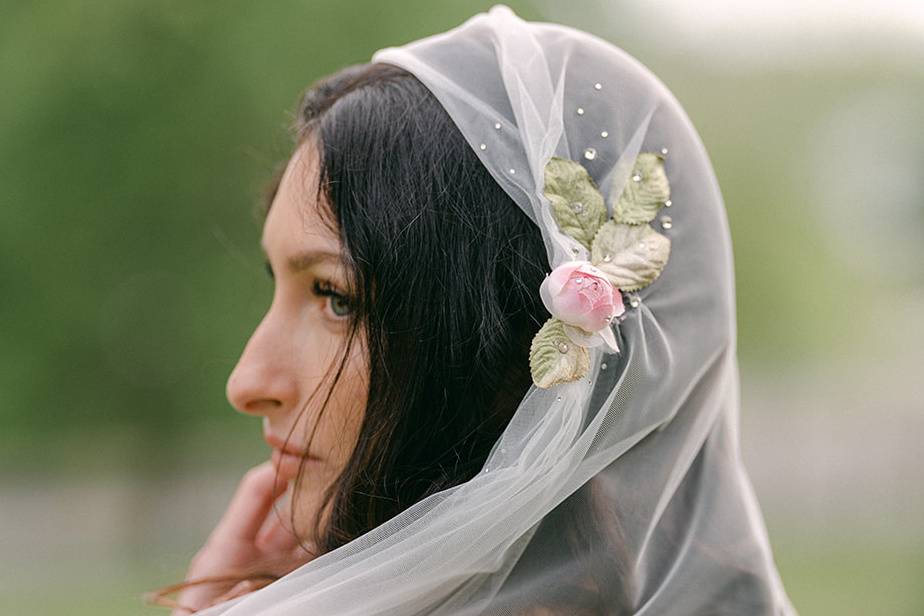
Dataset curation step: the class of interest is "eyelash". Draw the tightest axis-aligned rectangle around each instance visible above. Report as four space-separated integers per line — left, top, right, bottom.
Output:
312 279 353 319
264 262 352 319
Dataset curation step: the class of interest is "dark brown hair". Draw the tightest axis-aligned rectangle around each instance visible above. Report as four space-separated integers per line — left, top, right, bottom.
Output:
146 62 551 611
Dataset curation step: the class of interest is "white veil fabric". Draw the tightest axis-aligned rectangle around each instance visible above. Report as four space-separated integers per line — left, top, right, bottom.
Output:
198 5 796 614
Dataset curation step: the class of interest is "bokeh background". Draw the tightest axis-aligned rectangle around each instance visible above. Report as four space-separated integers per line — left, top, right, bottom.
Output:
2 1 922 614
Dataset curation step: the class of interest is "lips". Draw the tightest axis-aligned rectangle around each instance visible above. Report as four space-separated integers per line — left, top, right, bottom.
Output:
263 430 310 458
270 448 305 482
263 429 319 482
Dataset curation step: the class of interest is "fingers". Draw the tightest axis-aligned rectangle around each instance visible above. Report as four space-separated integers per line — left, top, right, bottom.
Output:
210 580 258 605
255 499 300 553
210 461 290 544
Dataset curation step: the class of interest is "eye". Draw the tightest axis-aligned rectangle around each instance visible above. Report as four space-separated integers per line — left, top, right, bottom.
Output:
312 279 353 319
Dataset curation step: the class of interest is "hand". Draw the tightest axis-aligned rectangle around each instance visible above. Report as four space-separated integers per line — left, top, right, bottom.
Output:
171 461 317 615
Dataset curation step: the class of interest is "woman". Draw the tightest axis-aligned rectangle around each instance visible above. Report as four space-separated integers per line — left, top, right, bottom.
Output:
149 6 796 615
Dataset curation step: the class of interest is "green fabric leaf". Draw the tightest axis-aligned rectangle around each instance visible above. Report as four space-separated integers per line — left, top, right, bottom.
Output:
543 156 608 249
529 316 590 388
590 220 671 291
611 152 670 224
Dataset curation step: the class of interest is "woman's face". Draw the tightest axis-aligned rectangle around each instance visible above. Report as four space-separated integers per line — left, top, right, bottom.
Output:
225 140 368 540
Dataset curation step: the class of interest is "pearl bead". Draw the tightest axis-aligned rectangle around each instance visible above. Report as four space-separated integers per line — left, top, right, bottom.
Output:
576 107 585 115
594 82 602 90
571 201 584 213
494 122 502 129
583 147 597 160
660 215 673 229
557 342 569 353
664 199 672 207
479 143 487 150
629 295 640 308
661 147 669 155
600 131 608 138
632 174 642 182
600 362 607 370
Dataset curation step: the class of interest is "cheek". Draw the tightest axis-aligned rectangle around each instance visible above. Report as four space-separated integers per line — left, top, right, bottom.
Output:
289 352 368 540
317 356 368 463
290 314 347 383
292 324 367 464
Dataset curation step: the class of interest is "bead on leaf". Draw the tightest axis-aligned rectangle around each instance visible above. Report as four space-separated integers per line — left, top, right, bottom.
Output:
542 157 608 250
529 317 591 388
611 153 670 225
590 221 671 291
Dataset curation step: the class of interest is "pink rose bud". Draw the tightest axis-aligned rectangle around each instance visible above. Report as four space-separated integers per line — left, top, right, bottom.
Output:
539 260 624 352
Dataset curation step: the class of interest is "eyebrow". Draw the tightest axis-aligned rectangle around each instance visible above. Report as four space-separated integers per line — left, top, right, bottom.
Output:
261 245 343 275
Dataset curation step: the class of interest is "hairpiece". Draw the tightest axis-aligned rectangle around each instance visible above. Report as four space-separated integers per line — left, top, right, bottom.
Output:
529 152 672 388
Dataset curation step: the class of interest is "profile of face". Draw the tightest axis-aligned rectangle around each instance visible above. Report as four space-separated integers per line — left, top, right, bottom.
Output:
225 140 369 542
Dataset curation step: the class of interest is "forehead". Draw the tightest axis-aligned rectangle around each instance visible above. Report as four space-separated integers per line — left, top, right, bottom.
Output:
262 141 341 255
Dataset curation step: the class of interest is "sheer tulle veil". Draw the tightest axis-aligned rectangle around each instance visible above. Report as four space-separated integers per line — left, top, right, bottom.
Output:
198 5 796 614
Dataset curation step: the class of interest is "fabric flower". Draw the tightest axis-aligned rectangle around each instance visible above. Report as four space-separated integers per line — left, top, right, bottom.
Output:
539 260 624 353
529 152 672 389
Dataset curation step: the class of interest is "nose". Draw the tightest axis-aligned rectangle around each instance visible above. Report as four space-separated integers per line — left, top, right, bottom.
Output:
226 319 299 418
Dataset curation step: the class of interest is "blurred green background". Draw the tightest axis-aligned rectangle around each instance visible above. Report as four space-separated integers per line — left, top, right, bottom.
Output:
2 1 922 614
